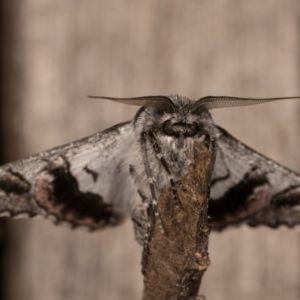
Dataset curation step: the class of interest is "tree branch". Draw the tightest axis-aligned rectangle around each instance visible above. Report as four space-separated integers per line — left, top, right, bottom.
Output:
142 140 213 300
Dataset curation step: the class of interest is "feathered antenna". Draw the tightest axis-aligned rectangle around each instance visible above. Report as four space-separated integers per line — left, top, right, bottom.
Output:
191 96 300 113
88 95 176 113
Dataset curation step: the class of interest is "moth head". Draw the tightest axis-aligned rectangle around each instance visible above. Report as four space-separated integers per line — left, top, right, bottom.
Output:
154 95 214 142
89 94 300 145
88 95 216 147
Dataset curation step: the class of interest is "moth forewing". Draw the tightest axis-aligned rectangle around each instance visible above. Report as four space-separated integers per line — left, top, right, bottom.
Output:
210 126 300 230
0 121 137 230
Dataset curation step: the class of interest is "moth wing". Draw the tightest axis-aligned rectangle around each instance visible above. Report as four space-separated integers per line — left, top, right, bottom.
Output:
210 126 300 230
0 121 137 230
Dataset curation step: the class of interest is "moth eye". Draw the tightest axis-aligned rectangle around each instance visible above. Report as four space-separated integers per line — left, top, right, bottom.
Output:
186 122 199 137
162 120 175 136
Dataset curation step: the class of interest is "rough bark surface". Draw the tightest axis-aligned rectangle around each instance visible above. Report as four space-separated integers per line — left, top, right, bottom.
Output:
142 142 212 300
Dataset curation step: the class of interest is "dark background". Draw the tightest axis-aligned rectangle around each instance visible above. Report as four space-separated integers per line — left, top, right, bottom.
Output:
1 1 300 299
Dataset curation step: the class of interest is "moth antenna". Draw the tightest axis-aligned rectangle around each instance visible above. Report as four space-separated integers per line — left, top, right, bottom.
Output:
88 95 176 113
191 96 300 113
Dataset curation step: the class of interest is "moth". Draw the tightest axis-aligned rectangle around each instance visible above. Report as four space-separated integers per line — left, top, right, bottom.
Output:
0 94 300 245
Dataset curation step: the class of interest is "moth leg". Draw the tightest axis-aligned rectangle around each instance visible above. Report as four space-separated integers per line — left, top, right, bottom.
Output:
140 132 165 235
147 130 182 209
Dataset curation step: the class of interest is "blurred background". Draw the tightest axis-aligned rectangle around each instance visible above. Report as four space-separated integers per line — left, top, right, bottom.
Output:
1 1 300 299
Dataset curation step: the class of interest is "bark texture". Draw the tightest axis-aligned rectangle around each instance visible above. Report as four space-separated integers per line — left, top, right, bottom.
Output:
142 142 212 300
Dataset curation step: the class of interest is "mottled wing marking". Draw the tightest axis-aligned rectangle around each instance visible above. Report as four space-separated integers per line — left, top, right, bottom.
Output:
247 185 300 228
210 126 300 230
0 121 137 230
0 169 35 218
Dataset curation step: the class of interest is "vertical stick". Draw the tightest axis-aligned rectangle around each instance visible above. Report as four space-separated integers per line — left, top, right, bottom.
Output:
142 140 213 300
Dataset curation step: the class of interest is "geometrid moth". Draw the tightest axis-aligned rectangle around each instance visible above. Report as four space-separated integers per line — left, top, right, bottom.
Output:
1 95 300 296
